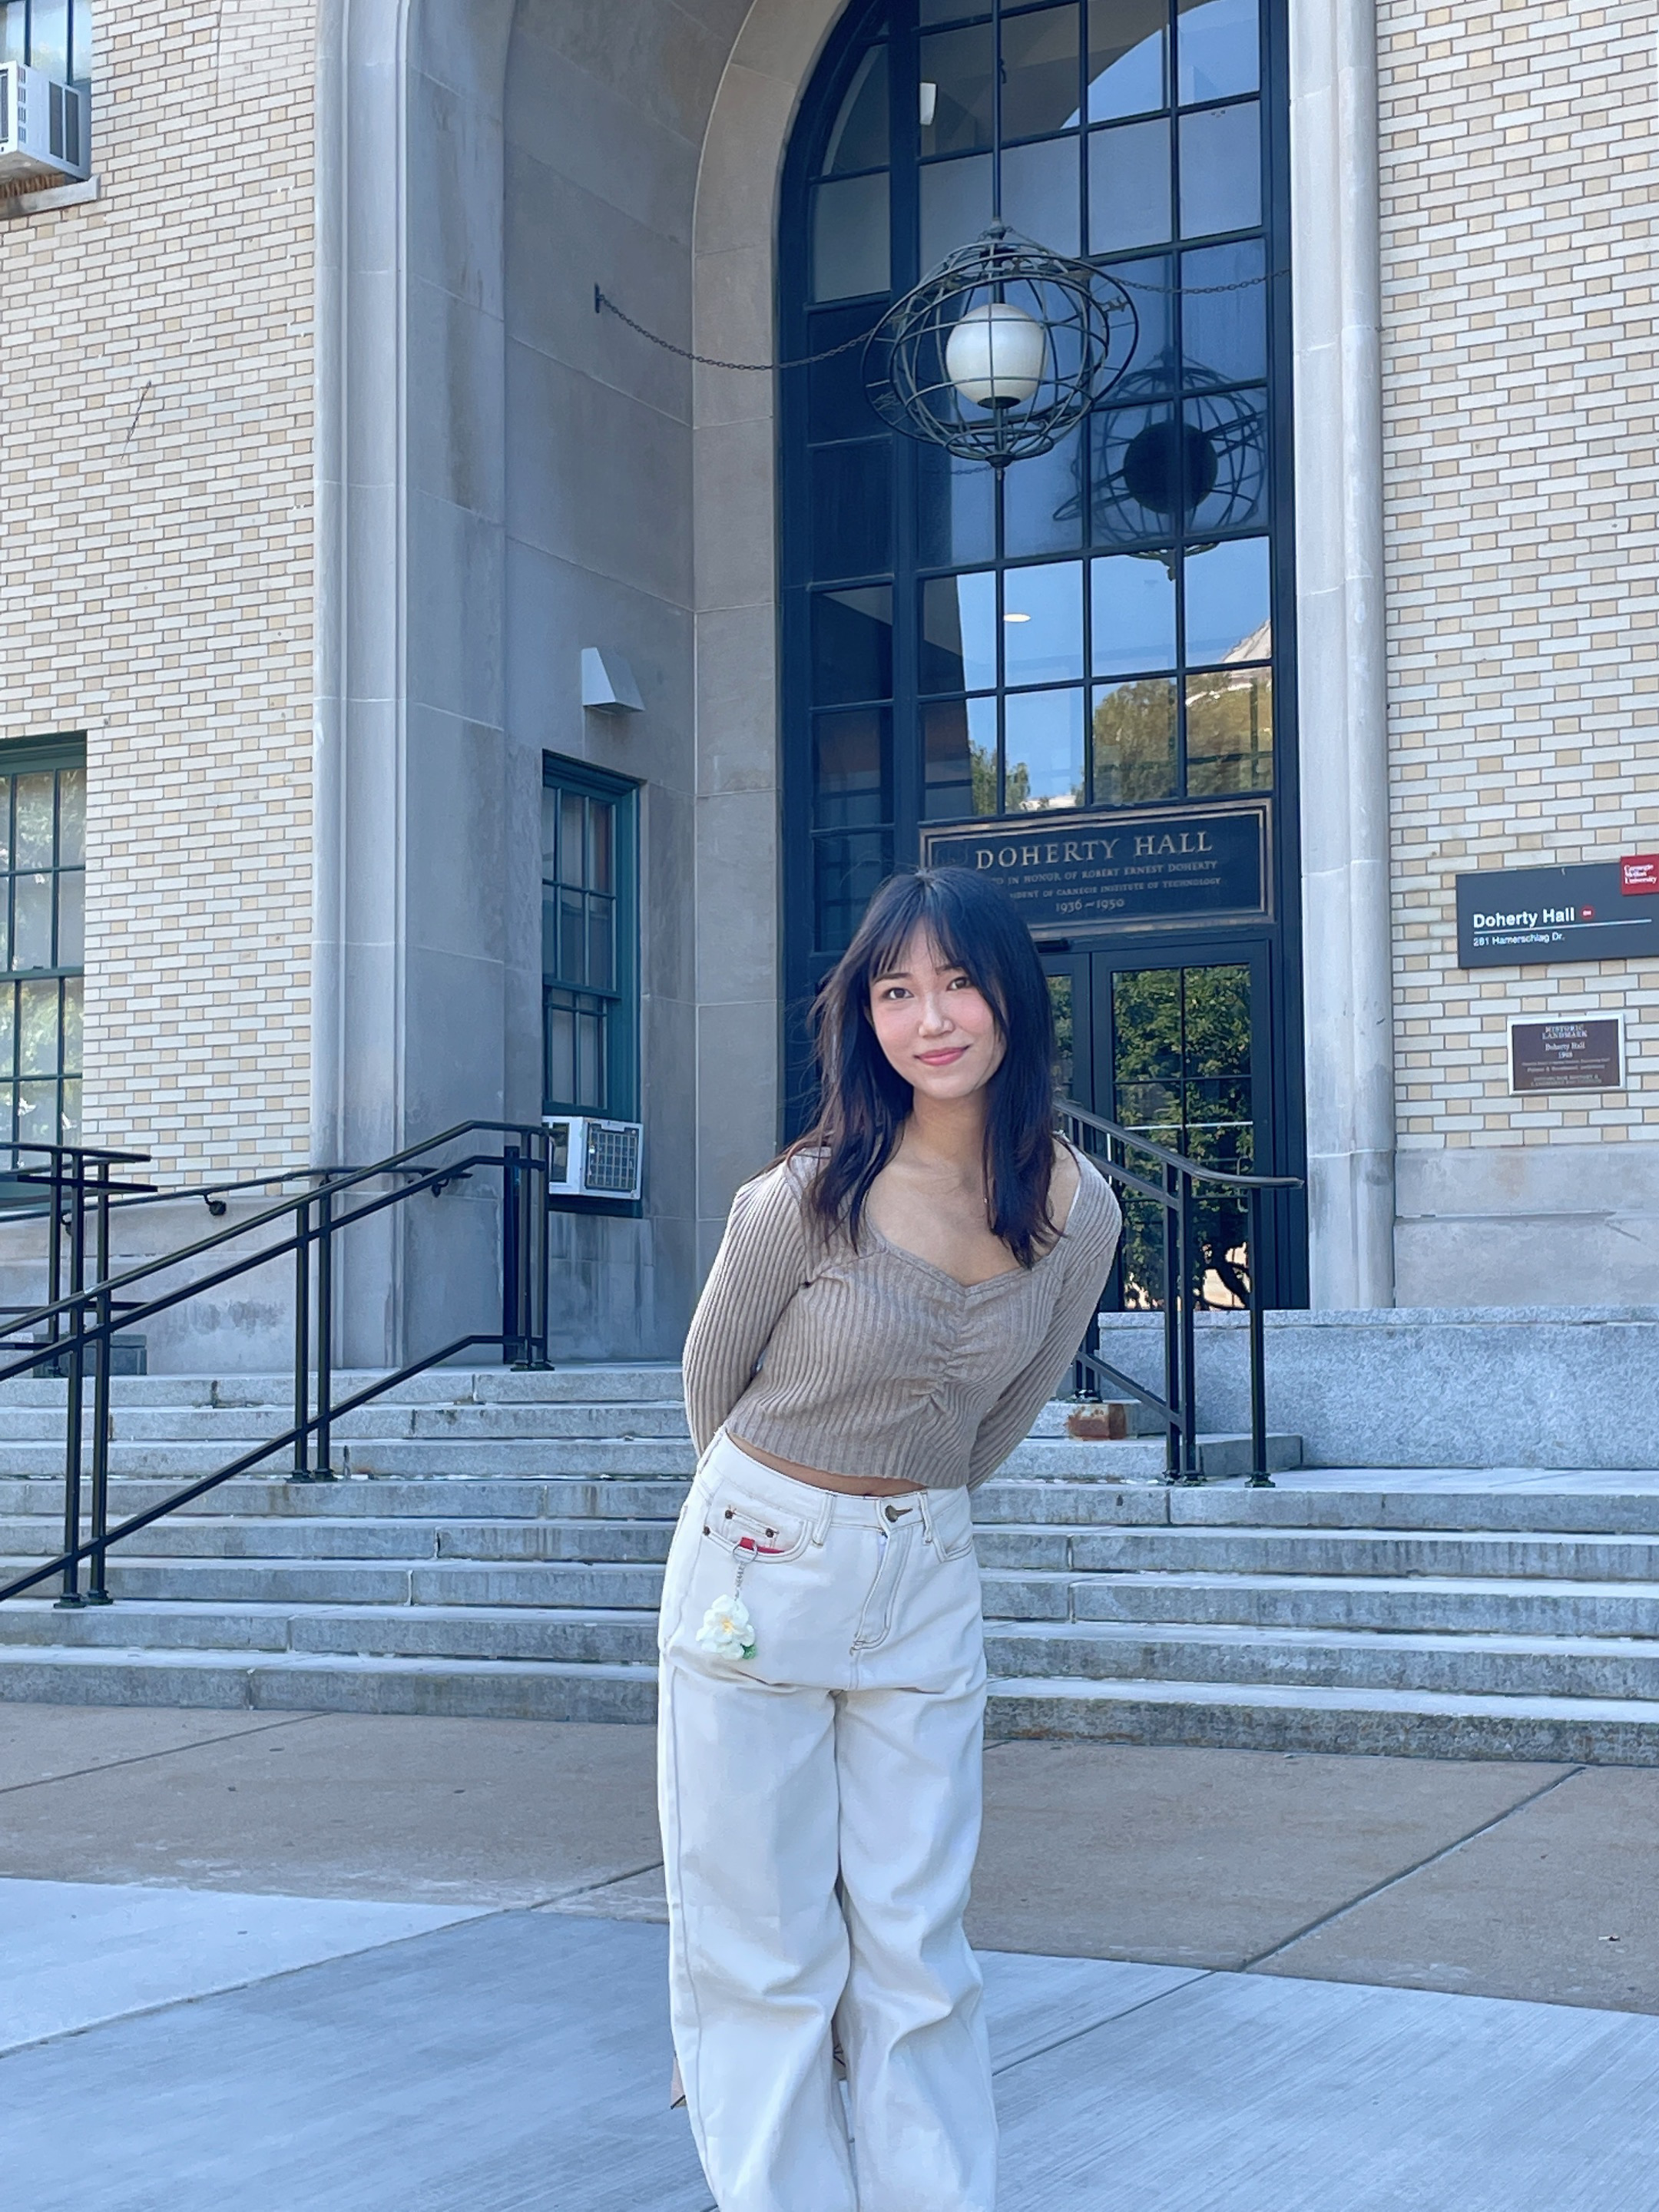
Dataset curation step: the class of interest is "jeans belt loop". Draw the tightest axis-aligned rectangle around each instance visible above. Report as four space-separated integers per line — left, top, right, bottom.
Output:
916 1489 939 1548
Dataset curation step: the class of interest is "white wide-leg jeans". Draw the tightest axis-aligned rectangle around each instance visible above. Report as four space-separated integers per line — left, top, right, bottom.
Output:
657 1431 995 2212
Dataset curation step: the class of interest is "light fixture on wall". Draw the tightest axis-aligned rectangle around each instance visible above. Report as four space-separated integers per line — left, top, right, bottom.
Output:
581 647 644 715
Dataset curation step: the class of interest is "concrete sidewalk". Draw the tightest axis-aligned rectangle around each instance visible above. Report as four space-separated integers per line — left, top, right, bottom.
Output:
2 1704 1655 2012
2 1893 1657 2212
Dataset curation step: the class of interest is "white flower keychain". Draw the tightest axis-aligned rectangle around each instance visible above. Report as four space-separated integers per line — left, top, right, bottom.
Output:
697 1536 761 1661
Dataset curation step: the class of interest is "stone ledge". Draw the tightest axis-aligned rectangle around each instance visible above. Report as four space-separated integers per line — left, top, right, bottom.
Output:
0 174 101 221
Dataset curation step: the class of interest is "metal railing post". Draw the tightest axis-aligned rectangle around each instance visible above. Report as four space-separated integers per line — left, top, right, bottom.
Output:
502 1142 523 1366
315 1186 334 1478
1177 1166 1199 1481
86 1158 114 1603
1247 1182 1273 1488
46 1147 62 1359
292 1191 312 1480
531 1127 551 1369
55 1151 87 1608
1161 1161 1181 1482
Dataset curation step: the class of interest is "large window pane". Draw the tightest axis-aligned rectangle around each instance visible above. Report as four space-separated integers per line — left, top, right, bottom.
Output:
1088 0 1167 120
18 979 57 1075
14 775 52 869
813 586 894 704
1005 687 1084 811
1096 402 1207 541
917 448 998 567
920 152 992 269
808 306 885 441
1091 555 1177 674
12 874 51 971
816 828 893 954
814 707 891 828
1181 237 1267 382
1093 677 1178 805
56 868 84 969
813 174 889 302
1187 664 1272 793
922 697 998 819
1002 134 1080 257
821 45 889 174
811 440 892 581
1003 424 1084 558
28 0 68 80
1100 253 1174 387
1003 561 1084 685
1000 5 1083 140
919 23 995 154
920 571 997 692
1178 100 1260 239
1177 0 1260 105
1088 119 1171 254
58 767 84 866
1184 535 1270 662
1187 388 1268 535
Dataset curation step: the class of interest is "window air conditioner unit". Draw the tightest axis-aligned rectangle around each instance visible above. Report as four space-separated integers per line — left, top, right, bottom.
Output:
545 1115 643 1201
0 64 89 185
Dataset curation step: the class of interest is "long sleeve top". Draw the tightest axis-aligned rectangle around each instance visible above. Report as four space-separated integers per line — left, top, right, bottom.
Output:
682 1145 1122 1489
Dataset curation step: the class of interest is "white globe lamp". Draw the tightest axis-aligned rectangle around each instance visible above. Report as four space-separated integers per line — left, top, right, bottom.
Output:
945 300 1046 411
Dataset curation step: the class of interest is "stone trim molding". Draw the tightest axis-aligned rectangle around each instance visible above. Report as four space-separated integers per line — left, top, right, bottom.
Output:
0 175 101 220
1289 0 1397 1308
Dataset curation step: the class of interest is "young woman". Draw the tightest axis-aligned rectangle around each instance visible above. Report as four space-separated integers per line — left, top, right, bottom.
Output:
660 867 1121 2212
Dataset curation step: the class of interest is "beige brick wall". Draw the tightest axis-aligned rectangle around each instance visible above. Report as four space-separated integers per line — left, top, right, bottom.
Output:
0 1 316 1177
1379 0 1659 1154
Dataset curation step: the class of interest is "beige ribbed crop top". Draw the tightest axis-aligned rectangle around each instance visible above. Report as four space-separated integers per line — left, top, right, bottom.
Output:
682 1147 1123 1490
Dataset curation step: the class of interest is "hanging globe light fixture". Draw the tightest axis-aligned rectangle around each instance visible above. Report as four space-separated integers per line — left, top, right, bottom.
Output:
865 221 1136 471
1091 352 1267 556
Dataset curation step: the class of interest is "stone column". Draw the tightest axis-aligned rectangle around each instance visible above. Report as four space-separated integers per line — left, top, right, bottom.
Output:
1288 0 1396 1310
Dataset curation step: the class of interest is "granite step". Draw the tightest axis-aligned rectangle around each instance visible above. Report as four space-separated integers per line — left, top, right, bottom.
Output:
981 1568 1659 1639
982 1618 1659 1701
0 1641 1654 1763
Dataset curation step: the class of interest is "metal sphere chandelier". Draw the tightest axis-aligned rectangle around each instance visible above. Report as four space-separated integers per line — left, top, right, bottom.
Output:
864 221 1137 470
1092 353 1267 553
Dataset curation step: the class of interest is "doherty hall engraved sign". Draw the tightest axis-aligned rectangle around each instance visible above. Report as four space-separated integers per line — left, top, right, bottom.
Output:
921 802 1269 937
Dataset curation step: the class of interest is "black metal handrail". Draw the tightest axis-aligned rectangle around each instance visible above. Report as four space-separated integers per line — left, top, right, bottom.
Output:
0 1123 555 1609
1056 1097 1302 1486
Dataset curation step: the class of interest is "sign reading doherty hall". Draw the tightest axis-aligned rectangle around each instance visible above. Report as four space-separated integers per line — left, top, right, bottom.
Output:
1455 860 1659 968
1508 1017 1624 1094
921 802 1269 937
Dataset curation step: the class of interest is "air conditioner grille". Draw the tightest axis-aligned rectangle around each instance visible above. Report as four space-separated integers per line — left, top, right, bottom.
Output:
584 1122 641 1195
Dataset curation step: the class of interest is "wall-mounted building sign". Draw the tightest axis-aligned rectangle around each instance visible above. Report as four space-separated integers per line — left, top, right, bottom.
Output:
1508 1015 1624 1094
1455 860 1659 968
922 801 1269 939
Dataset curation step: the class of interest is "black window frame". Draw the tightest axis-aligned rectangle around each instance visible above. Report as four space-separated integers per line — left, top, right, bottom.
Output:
0 730 85 1154
540 753 640 1127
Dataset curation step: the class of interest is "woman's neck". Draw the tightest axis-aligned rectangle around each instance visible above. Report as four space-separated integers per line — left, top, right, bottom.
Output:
899 1088 988 1180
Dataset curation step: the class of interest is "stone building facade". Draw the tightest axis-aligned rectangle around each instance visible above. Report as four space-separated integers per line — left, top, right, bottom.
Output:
0 0 1652 1367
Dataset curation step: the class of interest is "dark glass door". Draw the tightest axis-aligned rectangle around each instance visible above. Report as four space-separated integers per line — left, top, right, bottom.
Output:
1048 937 1304 1309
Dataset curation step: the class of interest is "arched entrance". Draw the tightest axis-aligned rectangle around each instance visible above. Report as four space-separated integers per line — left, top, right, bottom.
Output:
777 0 1307 1305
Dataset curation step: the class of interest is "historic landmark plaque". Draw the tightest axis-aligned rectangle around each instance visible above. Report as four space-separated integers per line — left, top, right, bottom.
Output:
922 801 1269 937
1508 1016 1624 1094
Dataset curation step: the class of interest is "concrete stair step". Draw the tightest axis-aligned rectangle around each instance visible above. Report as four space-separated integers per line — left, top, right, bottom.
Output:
0 1365 686 1409
977 1525 1659 1581
0 1438 701 1481
0 1515 677 1564
0 1637 1654 1760
0 1552 669 1610
0 1598 659 1666
0 1476 693 1522
982 1674 1659 1763
982 1568 1659 1638
983 1618 1659 1701
0 1644 658 1721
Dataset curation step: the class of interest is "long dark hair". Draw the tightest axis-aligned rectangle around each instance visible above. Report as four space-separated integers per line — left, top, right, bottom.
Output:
792 867 1060 1267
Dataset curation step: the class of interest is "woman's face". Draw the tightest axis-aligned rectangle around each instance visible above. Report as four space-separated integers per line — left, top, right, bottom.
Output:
868 927 1006 1104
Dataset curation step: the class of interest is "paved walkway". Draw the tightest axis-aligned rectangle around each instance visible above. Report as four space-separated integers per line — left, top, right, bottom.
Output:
3 1886 1658 2212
